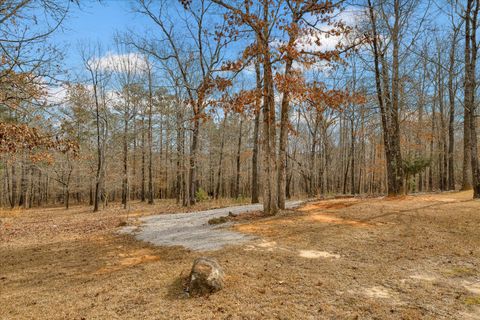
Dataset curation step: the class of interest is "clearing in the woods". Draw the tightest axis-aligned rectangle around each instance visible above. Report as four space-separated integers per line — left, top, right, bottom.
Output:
1 192 480 319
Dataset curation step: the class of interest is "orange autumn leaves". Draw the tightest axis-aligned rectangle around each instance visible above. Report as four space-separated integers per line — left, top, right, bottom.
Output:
215 70 365 115
184 0 365 115
0 70 45 110
276 71 365 110
0 123 78 163
0 66 78 160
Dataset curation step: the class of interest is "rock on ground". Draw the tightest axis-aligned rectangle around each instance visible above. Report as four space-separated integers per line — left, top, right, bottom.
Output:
186 257 224 296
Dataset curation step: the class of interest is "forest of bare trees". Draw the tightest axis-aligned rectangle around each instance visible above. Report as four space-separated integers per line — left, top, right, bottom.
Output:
1 0 480 213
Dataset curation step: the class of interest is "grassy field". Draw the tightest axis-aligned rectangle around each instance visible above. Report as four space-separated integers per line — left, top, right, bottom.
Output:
1 192 480 319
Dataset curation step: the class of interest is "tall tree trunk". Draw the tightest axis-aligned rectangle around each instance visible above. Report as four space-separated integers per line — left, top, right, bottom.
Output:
251 59 261 204
165 126 170 198
448 33 456 190
175 108 183 205
189 115 200 205
390 0 404 195
464 0 480 198
28 167 34 208
93 83 102 213
132 109 137 200
215 114 227 199
10 163 16 209
462 114 473 190
235 118 243 198
277 58 292 209
36 169 42 207
308 112 320 197
438 61 448 191
158 115 164 198
261 15 278 215
429 99 436 191
368 0 401 196
89 182 93 206
350 117 356 195
18 155 27 208
472 1 480 199
122 110 128 209
147 65 154 205
141 113 146 202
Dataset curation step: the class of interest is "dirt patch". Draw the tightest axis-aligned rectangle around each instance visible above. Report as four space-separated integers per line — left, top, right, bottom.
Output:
464 281 480 294
305 213 370 226
409 273 438 282
235 218 296 237
295 198 372 226
234 198 371 236
94 248 161 275
363 286 393 299
298 199 360 211
298 250 340 259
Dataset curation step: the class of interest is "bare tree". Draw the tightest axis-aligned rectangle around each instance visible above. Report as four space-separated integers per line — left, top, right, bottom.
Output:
80 44 111 212
462 0 480 198
132 0 228 205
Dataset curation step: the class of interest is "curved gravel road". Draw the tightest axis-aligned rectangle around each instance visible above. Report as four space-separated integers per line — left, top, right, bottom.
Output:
120 200 304 251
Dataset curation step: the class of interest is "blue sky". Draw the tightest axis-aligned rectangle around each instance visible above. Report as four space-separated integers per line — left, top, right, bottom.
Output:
45 0 450 102
52 1 355 72
44 1 368 102
52 1 146 70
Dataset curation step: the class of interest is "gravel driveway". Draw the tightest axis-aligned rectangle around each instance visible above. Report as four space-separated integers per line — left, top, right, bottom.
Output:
120 201 304 251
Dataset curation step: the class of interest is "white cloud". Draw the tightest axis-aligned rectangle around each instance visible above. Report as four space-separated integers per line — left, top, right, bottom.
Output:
276 7 366 73
46 85 68 105
90 52 148 74
297 7 366 53
46 82 123 112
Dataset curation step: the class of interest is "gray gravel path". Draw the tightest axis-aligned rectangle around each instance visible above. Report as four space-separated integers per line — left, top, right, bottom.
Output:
120 200 304 251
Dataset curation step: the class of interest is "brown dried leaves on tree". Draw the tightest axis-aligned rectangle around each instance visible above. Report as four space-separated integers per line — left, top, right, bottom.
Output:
0 123 78 161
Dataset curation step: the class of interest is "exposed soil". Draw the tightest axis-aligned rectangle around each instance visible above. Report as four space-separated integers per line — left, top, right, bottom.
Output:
1 192 480 319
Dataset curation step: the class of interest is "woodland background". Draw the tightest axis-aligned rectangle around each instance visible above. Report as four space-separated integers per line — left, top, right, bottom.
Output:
1 0 480 214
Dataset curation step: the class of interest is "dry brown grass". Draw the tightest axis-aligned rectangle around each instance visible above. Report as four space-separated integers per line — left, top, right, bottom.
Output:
1 192 480 319
0 198 250 245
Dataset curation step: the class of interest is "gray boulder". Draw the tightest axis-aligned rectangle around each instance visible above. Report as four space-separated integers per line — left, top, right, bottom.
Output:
186 257 224 296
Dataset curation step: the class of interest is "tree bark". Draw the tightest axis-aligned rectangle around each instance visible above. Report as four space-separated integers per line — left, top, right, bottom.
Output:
448 31 457 190
464 0 480 198
92 74 103 213
215 114 227 199
368 0 403 196
277 58 292 209
141 112 146 202
251 59 261 204
122 105 128 209
235 118 243 198
350 117 356 195
261 1 278 215
147 64 154 205
10 163 16 209
189 115 200 205
176 107 183 205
